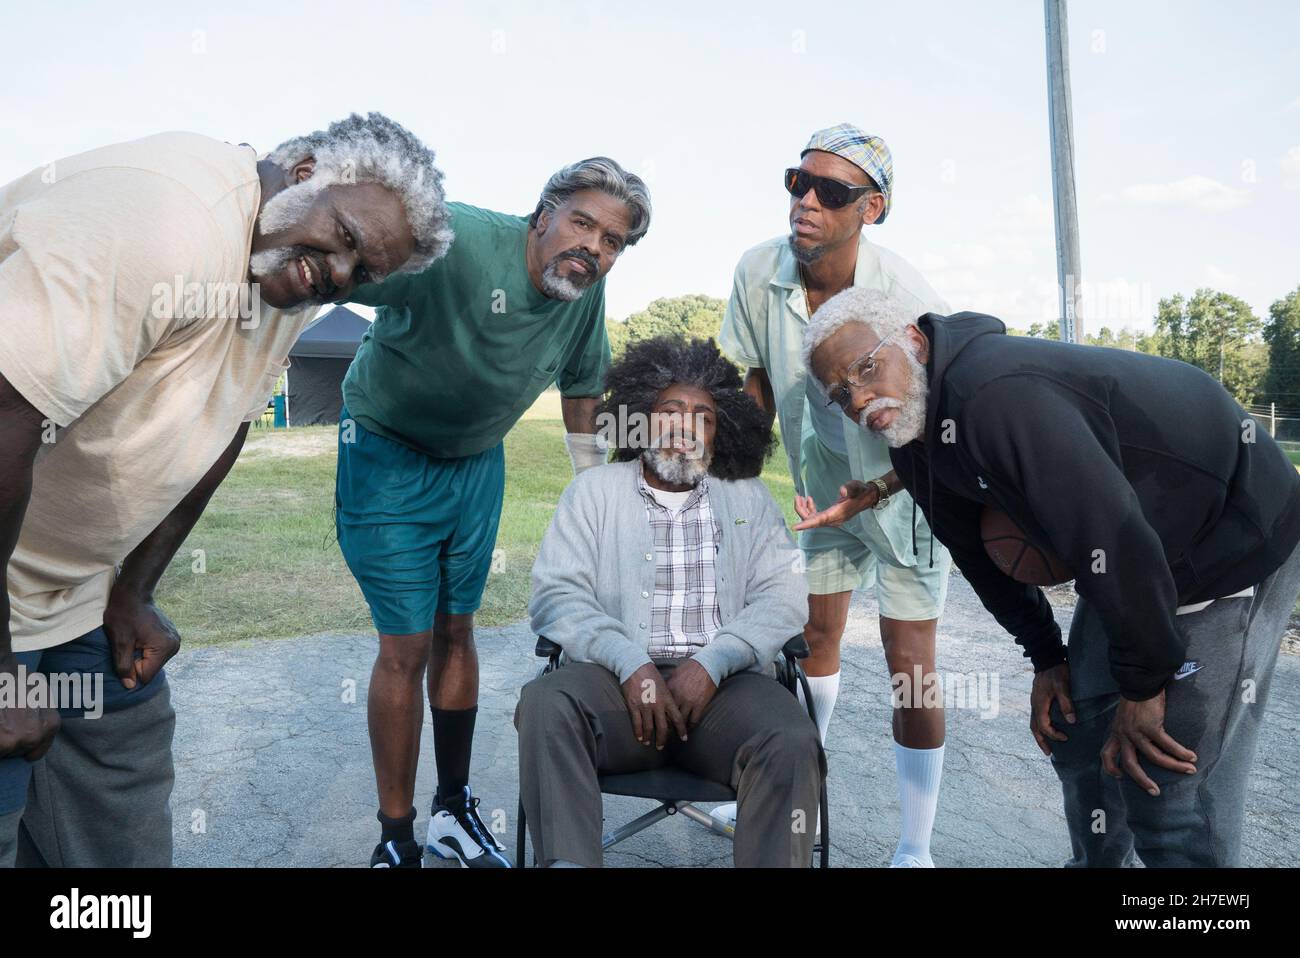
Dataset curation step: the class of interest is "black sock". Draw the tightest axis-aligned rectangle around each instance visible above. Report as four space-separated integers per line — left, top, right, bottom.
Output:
431 705 478 807
378 807 416 845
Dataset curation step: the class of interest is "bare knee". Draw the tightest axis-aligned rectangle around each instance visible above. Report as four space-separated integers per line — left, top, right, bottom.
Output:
880 618 937 673
803 619 843 649
376 632 433 677
432 614 475 649
804 593 850 672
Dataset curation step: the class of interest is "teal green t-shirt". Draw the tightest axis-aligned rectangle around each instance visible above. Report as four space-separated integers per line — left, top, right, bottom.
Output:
342 202 610 458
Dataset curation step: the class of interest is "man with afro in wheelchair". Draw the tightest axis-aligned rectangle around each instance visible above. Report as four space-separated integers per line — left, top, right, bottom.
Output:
516 334 824 867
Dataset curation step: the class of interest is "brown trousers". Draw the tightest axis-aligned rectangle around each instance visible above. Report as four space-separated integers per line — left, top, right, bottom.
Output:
515 660 824 867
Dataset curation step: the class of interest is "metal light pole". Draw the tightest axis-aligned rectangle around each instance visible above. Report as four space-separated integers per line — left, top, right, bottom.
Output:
1045 0 1083 343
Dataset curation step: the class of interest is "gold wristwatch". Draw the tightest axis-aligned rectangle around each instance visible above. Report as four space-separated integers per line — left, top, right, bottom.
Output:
870 477 890 511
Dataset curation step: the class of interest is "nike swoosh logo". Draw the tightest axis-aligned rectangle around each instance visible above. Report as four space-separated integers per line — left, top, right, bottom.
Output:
1174 662 1203 680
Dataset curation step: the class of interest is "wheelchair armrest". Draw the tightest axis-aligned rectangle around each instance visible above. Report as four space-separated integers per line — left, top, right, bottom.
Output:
781 634 810 660
534 636 562 659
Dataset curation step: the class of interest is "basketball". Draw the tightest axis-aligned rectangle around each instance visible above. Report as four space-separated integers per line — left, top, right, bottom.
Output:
980 507 1073 586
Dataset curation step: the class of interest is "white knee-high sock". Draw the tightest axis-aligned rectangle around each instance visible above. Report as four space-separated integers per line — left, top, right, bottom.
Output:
797 671 840 744
892 741 945 867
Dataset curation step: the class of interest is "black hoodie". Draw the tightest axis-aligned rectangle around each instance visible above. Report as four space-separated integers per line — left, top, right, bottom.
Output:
890 312 1300 701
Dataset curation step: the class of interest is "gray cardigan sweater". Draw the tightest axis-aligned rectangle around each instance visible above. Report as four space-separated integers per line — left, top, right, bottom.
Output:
528 460 809 685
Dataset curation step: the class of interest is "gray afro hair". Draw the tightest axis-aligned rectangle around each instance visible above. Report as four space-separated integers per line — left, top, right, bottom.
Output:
268 112 453 274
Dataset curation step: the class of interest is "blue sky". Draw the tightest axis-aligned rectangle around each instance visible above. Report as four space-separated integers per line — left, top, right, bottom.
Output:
2 0 1296 331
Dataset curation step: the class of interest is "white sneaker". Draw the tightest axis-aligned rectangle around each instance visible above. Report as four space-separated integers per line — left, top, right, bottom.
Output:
425 786 511 868
890 852 934 868
712 802 823 840
708 803 737 834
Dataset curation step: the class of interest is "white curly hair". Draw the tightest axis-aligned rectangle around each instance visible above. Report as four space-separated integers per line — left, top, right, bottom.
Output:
267 112 453 274
801 287 920 396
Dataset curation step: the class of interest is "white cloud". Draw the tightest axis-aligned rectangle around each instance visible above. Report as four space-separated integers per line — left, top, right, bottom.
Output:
945 243 999 269
995 193 1055 232
1281 146 1300 190
1121 175 1250 212
920 193 1059 328
919 194 1163 330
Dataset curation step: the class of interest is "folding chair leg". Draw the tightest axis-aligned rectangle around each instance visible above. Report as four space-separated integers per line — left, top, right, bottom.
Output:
677 802 734 840
515 798 528 868
796 669 820 730
817 785 830 868
602 803 674 850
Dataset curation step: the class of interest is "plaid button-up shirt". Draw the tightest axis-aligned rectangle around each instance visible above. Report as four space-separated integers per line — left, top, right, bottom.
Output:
636 464 724 659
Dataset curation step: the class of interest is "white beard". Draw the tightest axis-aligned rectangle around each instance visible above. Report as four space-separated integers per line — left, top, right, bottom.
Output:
858 347 929 447
248 245 296 282
642 447 710 486
248 175 333 280
540 261 588 301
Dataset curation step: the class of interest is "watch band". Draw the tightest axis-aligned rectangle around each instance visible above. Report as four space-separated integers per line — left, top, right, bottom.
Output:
870 477 890 511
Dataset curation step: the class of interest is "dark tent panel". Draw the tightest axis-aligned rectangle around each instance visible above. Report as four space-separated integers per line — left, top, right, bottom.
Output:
286 306 370 426
286 357 354 425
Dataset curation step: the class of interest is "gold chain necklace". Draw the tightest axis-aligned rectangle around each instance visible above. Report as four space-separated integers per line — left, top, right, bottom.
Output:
798 263 852 317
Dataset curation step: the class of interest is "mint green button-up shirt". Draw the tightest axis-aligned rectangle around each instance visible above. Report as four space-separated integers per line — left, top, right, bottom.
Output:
719 232 950 566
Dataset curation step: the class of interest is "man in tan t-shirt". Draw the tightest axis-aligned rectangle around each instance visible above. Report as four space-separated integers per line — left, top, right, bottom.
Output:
0 112 453 866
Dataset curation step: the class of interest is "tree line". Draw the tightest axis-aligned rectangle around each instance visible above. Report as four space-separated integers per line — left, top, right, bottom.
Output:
1012 286 1300 410
607 285 1300 412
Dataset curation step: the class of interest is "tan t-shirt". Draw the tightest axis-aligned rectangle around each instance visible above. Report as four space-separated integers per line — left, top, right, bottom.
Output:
0 132 318 652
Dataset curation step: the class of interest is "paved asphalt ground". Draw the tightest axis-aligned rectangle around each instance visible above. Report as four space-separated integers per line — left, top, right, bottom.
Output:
170 573 1300 867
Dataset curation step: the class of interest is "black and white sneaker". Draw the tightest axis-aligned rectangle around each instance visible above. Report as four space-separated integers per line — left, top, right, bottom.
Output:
426 786 511 868
370 838 423 868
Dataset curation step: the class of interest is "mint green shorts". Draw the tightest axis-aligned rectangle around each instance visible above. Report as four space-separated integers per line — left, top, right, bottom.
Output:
798 433 951 620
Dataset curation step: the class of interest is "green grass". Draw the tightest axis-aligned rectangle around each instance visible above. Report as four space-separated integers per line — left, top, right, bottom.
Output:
155 416 794 646
154 427 364 646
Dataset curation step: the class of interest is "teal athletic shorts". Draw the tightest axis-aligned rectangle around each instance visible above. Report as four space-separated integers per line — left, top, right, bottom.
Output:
335 406 506 634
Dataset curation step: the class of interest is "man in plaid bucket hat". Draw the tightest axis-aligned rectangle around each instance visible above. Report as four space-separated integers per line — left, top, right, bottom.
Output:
716 123 954 866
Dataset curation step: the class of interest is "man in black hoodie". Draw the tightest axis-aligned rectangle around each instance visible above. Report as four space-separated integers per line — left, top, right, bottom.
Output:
801 287 1300 867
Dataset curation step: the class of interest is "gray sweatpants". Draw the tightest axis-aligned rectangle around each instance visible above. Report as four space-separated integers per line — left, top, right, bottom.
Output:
0 684 175 868
515 660 825 867
1049 539 1300 867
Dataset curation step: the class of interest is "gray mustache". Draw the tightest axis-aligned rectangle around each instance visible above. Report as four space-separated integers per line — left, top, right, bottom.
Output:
557 248 599 272
859 398 902 428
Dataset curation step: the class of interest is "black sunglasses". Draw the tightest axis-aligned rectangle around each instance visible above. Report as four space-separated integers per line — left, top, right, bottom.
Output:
784 168 876 210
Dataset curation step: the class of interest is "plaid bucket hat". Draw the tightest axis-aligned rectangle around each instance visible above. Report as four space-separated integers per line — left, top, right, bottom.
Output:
802 123 894 222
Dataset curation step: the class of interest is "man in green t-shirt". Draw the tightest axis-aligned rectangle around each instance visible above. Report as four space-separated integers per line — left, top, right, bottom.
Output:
339 157 651 868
